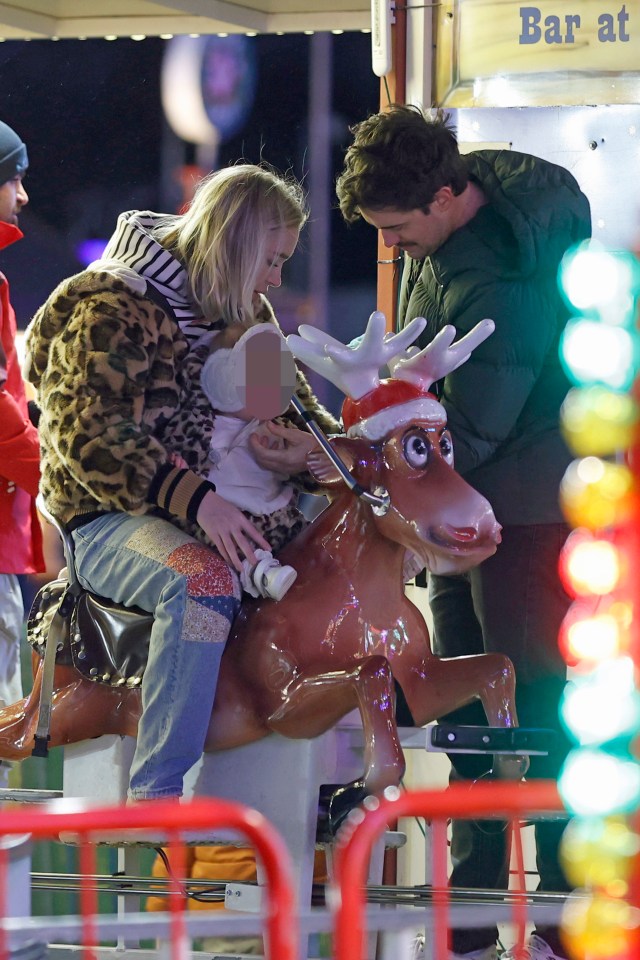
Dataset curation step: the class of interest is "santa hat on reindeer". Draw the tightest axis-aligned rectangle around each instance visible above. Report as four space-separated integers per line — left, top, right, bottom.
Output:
288 310 495 444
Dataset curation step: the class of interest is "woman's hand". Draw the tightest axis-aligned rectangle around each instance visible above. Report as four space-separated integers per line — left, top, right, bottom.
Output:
196 490 271 572
169 452 189 470
249 421 318 476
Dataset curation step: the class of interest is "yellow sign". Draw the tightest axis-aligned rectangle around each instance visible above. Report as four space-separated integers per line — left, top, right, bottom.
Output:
434 1 640 106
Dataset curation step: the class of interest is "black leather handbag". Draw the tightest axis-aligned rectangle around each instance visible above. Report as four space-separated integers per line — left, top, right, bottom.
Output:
27 576 152 687
26 499 154 756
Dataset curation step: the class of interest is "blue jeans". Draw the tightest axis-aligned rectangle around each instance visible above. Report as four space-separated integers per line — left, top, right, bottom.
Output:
429 523 572 955
72 512 241 799
0 573 24 709
0 574 24 789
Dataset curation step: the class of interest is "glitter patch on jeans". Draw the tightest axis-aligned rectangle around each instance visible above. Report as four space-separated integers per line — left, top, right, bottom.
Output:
166 542 240 600
167 542 241 643
182 596 241 643
124 518 194 565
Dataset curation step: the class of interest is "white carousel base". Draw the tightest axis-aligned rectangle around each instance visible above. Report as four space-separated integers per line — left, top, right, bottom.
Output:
62 717 392 916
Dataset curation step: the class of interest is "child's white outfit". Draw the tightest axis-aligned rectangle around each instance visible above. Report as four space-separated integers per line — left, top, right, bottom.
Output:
205 414 297 600
201 326 298 601
206 416 294 515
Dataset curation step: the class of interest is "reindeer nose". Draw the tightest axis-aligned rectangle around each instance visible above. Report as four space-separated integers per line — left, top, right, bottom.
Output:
480 519 502 545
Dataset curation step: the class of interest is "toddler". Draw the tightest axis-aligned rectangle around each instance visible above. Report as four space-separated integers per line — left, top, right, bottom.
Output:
172 323 300 601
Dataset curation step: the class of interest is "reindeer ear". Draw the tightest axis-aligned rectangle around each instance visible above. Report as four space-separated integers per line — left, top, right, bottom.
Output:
307 447 344 486
306 437 368 487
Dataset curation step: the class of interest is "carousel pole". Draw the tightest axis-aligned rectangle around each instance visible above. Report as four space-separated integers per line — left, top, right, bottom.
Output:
370 0 407 889
372 0 407 332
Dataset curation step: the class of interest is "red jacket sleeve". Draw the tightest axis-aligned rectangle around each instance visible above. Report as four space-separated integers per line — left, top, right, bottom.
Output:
0 340 41 498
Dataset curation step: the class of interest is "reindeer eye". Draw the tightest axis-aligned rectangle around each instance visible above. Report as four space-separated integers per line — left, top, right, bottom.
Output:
440 430 454 466
403 430 430 469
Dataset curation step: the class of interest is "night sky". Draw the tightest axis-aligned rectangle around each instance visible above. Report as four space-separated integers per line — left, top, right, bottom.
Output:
0 32 380 329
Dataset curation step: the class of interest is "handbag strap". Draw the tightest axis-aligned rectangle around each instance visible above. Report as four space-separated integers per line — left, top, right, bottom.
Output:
32 495 83 757
32 586 77 757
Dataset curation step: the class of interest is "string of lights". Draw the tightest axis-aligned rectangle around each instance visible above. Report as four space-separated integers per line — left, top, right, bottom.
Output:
554 240 640 957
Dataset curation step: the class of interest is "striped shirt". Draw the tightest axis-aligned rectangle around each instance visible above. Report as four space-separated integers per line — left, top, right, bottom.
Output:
101 209 206 344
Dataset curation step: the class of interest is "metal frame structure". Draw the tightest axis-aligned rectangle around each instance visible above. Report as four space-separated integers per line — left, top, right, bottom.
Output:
0 2 370 40
0 781 573 960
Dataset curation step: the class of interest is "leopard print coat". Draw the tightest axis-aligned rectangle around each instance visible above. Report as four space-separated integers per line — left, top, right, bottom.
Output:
24 267 340 555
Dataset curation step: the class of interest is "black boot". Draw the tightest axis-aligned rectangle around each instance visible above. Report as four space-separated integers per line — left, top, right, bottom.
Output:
316 779 368 841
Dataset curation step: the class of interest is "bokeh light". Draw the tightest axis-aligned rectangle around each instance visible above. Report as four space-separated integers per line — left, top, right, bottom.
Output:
562 889 640 959
559 598 632 668
559 529 624 597
560 658 640 744
559 241 640 320
559 457 635 530
559 750 640 816
560 320 635 391
561 386 637 457
561 816 640 889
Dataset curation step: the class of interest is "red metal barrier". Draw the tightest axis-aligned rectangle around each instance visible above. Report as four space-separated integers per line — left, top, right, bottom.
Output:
331 779 565 960
0 796 298 960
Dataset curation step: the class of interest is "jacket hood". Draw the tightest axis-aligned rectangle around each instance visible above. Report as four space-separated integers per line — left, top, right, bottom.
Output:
101 210 198 323
24 208 197 392
23 266 153 392
435 150 591 281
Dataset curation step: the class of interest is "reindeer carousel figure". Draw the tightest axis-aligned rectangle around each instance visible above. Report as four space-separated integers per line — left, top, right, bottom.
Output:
6 311 529 834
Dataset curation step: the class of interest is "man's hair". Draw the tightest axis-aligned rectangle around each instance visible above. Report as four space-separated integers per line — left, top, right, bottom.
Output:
336 105 469 222
153 163 307 325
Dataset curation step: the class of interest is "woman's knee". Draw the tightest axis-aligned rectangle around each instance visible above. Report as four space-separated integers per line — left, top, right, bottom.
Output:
162 540 241 602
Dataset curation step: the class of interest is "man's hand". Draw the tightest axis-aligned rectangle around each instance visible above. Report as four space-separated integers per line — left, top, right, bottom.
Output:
196 490 271 572
249 421 319 476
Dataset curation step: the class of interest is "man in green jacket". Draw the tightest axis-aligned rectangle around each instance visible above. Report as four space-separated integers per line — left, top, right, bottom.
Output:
336 105 592 960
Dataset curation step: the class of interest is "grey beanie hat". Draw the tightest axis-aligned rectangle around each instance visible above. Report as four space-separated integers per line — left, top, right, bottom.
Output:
0 121 28 186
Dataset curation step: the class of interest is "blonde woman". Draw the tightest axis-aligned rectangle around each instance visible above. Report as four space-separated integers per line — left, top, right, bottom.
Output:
25 164 338 801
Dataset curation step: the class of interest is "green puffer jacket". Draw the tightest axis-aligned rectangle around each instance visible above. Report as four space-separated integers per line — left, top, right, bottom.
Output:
398 149 592 525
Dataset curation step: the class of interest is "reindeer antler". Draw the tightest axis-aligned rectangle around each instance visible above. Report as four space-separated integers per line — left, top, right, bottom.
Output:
289 311 496 443
288 311 426 400
388 318 495 389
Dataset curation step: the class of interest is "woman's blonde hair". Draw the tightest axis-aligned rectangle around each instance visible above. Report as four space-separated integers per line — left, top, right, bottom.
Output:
153 163 308 325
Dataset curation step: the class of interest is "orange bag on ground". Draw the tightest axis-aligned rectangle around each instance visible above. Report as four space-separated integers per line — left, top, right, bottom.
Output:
146 844 328 913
